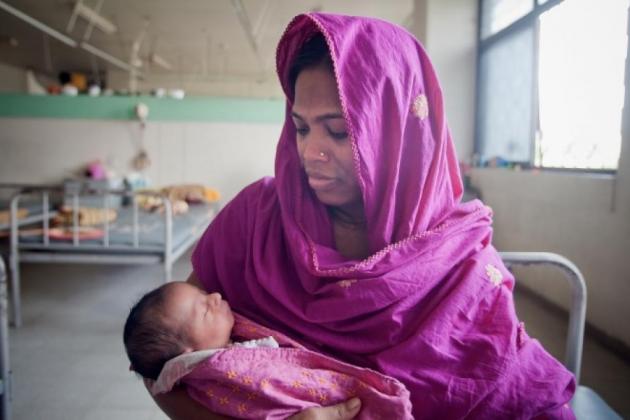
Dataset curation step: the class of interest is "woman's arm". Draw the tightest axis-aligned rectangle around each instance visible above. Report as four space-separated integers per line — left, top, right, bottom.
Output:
148 378 361 420
149 382 229 420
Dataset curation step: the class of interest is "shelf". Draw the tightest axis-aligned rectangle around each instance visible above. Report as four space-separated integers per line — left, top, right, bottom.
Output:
0 94 285 124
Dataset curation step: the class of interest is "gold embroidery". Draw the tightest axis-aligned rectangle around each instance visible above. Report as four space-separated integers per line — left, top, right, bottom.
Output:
219 396 229 406
226 370 237 379
411 94 429 119
260 378 269 389
292 380 303 389
205 389 214 398
319 392 328 403
237 403 247 414
242 376 253 385
485 264 503 287
337 279 357 289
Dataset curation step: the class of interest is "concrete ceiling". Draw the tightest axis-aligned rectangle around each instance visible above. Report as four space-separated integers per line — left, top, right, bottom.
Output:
0 0 413 86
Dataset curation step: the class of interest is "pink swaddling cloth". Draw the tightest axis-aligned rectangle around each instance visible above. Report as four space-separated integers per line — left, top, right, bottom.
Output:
152 313 412 419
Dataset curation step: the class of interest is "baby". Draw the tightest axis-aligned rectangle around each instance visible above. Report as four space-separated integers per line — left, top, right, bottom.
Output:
124 282 413 419
124 281 236 380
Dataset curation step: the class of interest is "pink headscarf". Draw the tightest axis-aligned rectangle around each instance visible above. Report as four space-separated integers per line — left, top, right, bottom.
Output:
193 13 575 418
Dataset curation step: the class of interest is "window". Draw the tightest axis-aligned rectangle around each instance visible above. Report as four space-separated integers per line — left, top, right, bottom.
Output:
475 0 629 170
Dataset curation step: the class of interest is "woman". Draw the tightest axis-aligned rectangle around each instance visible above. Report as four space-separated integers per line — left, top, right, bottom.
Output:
154 12 575 419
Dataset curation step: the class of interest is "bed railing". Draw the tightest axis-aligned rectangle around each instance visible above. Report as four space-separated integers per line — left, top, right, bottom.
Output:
7 184 177 327
0 257 11 420
9 185 173 252
499 252 587 384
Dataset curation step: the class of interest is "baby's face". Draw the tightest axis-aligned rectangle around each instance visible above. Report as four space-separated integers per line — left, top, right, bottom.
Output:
164 282 234 351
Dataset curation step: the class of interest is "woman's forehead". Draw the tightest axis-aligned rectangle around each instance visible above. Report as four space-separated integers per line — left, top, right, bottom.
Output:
294 66 340 107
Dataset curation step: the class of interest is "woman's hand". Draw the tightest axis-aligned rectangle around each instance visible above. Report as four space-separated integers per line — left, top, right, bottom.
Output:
289 398 362 420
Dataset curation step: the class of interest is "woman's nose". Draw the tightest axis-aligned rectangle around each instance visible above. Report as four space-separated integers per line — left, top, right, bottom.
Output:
301 133 328 162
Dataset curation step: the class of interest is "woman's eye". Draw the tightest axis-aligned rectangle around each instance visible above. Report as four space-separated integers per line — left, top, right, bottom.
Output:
328 129 348 140
296 127 309 136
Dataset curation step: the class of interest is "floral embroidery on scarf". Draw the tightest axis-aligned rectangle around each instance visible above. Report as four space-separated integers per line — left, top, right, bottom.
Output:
485 264 503 287
237 403 248 415
411 94 429 119
337 279 357 289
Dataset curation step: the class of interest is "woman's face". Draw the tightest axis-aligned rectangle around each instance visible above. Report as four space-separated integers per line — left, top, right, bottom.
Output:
291 64 362 213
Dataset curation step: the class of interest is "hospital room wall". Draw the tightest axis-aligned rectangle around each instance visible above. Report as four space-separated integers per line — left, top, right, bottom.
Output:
422 0 630 348
0 117 280 205
0 62 26 93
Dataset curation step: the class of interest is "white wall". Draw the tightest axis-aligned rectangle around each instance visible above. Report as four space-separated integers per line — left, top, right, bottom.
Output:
414 0 630 346
0 62 26 93
0 118 281 204
423 0 478 161
470 168 630 346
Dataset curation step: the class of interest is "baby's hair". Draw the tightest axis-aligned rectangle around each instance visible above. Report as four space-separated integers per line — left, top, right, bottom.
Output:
288 32 334 97
123 283 190 380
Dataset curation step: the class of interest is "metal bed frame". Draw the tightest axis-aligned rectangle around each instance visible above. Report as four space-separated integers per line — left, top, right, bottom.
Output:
0 257 11 420
7 184 217 328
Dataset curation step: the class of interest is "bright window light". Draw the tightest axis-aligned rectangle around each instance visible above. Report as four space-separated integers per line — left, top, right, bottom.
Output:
537 0 629 169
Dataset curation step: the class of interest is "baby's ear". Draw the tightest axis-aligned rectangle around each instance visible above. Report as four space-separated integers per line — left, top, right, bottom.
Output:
183 347 194 354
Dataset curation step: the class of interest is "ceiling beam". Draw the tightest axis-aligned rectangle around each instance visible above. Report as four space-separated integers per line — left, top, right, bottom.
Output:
0 0 78 48
0 0 139 75
230 0 264 71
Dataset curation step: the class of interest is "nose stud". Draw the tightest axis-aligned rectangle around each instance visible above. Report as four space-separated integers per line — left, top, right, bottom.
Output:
319 151 327 158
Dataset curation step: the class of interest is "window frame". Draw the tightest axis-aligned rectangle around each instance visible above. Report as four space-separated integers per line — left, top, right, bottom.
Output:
473 0 624 174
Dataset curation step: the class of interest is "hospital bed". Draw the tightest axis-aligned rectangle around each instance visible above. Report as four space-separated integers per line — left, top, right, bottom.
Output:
500 252 621 420
5 183 218 328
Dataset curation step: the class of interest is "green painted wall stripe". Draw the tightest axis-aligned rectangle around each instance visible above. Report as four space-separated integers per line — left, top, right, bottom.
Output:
0 94 286 123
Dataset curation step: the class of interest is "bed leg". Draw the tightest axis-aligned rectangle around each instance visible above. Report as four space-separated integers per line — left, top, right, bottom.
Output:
8 255 21 328
164 263 172 283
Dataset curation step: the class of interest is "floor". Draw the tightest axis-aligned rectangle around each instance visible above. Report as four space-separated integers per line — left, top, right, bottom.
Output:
4 251 630 420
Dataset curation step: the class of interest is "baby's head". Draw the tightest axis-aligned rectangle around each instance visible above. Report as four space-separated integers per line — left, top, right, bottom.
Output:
123 281 234 379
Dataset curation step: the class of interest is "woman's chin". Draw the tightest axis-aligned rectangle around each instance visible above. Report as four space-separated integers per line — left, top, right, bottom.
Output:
313 190 344 207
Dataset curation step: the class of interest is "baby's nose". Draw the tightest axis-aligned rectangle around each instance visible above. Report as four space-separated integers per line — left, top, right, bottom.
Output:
209 292 222 304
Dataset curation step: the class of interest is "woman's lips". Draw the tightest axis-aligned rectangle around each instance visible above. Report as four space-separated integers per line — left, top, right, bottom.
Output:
308 175 336 190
